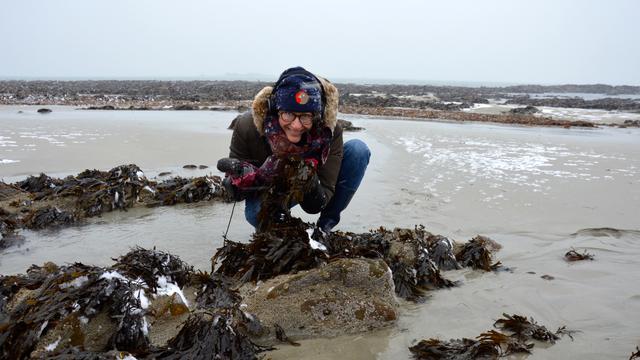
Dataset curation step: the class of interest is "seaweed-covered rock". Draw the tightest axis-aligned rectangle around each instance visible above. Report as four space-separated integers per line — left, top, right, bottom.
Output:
0 248 266 360
214 222 499 303
240 257 397 339
0 165 225 240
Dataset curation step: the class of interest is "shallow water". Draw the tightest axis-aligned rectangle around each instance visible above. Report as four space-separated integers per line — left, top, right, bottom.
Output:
1 106 640 358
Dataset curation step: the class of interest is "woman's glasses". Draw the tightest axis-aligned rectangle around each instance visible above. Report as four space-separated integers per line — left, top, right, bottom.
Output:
279 111 314 126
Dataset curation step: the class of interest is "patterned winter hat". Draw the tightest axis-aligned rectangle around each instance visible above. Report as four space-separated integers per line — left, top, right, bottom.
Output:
272 67 323 114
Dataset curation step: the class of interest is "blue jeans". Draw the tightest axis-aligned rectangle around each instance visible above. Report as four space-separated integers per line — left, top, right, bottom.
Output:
245 139 371 231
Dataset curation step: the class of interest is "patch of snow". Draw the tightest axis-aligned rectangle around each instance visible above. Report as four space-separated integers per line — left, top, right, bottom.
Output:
306 229 327 251
45 336 61 351
37 320 49 337
155 275 189 307
135 289 150 309
59 275 89 289
100 271 128 281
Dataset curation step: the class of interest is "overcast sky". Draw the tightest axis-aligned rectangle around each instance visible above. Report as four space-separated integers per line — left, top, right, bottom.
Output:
2 0 639 85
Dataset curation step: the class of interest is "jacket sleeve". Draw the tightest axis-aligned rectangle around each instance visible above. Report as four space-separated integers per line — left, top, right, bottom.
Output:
229 112 254 161
317 123 343 200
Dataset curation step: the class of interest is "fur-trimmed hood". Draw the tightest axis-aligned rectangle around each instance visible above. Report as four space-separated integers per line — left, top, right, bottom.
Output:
251 76 339 135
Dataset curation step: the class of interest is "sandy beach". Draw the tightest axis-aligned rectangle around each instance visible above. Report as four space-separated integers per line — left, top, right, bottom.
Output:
1 106 640 359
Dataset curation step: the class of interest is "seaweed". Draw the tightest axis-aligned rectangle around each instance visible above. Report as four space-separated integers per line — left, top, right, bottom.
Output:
151 311 269 360
409 337 501 359
630 346 640 360
410 313 571 359
427 235 461 270
22 206 77 229
15 173 62 194
564 248 595 261
213 216 327 283
493 313 559 343
112 247 193 291
190 271 241 309
455 236 501 271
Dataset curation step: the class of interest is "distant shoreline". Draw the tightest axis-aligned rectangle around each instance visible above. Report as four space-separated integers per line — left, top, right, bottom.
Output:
2 80 639 128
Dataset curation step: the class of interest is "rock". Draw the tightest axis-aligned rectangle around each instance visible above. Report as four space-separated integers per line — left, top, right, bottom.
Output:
37 108 52 113
198 165 208 169
510 105 540 115
182 164 197 169
337 119 364 131
174 104 197 110
240 257 398 339
158 171 172 177
86 105 115 110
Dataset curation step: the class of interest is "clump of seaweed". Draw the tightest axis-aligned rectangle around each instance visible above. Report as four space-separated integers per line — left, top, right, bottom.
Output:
15 173 63 195
564 248 595 262
112 246 193 291
410 313 574 359
150 311 270 360
455 235 502 271
426 234 461 271
214 216 328 283
493 313 559 344
629 346 640 360
409 337 501 359
21 206 77 229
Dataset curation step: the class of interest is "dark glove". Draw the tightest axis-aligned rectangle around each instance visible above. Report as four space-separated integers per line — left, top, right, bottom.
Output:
299 173 329 214
217 157 255 177
217 157 258 201
221 175 244 201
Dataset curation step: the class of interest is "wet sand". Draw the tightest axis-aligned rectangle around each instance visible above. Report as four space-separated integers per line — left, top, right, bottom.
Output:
1 106 640 358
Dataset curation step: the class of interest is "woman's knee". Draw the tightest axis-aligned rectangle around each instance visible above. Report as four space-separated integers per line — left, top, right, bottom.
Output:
344 139 371 165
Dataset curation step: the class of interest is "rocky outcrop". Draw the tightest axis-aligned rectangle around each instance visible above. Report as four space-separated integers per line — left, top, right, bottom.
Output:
241 258 397 339
337 118 364 131
339 105 596 128
0 219 504 358
0 165 225 244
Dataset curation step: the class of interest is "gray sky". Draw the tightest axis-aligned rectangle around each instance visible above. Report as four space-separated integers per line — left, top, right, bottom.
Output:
2 0 639 85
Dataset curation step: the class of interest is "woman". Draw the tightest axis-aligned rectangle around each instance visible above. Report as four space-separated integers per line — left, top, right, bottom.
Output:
218 67 370 234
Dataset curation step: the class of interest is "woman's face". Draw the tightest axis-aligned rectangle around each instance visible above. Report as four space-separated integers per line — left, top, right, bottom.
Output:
278 111 314 143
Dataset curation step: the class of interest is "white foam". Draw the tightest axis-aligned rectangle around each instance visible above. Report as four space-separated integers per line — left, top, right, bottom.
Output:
1 159 20 164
